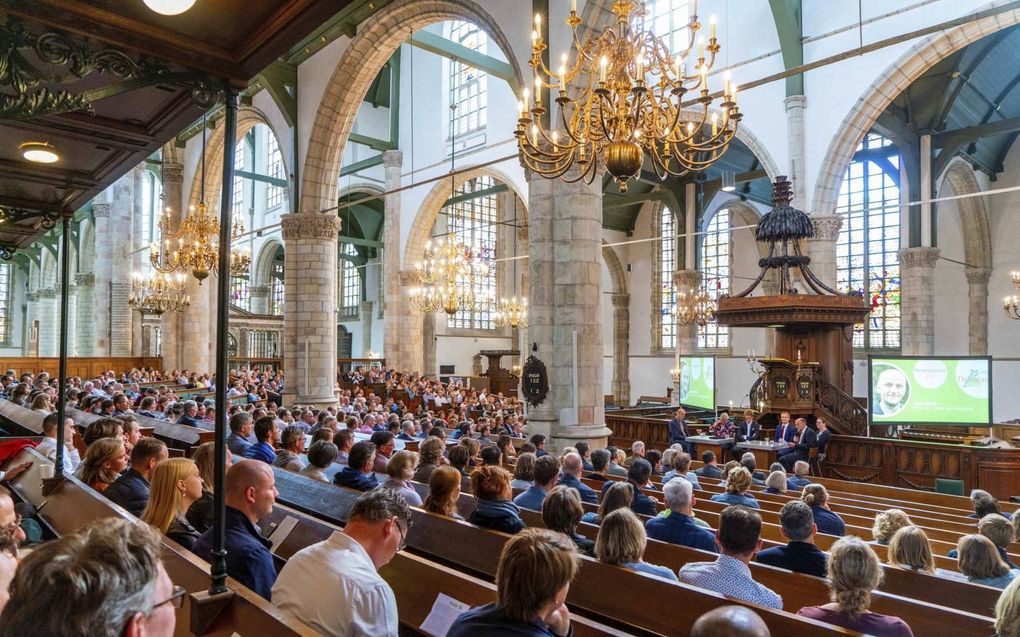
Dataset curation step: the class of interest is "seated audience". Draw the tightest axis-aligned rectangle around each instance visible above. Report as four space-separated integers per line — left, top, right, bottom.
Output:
679 506 782 609
273 488 410 636
497 434 517 465
530 434 548 457
995 576 1020 637
802 484 846 536
480 445 502 467
872 509 912 545
424 465 463 520
755 500 827 578
413 436 446 483
105 437 168 517
0 525 17 616
334 428 354 465
469 465 525 534
272 425 306 472
556 452 599 505
709 467 760 509
449 528 578 637
694 450 723 479
645 477 717 552
514 455 561 511
602 458 657 516
36 413 80 472
75 437 128 493
335 441 381 491
971 489 1011 520
739 453 766 485
691 606 771 637
0 517 179 637
511 452 537 490
596 508 678 581
141 457 204 549
121 417 142 455
186 441 229 534
764 470 787 494
300 440 338 482
370 431 396 473
585 448 611 482
226 412 255 456
606 447 628 477
949 514 1018 568
582 480 633 525
243 416 279 464
543 485 595 556
0 492 26 548
887 525 935 574
663 451 701 490
797 536 914 636
448 445 471 477
382 450 423 506
786 460 812 490
194 460 278 600
957 534 1020 589
82 416 125 447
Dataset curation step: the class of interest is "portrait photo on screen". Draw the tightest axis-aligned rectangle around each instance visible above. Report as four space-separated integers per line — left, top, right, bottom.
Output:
872 363 910 417
869 356 992 425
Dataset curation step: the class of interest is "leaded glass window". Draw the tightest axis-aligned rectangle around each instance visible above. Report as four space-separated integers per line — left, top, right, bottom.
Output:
447 21 488 137
698 208 730 349
446 176 497 330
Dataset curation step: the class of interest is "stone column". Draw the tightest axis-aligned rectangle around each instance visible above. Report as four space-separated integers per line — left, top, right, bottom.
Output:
422 312 436 376
672 269 700 398
965 267 991 356
898 246 940 355
610 293 631 405
109 175 135 356
75 273 95 356
37 288 58 357
360 300 374 356
785 95 808 211
806 215 843 292
381 150 417 370
181 277 212 372
250 285 270 315
92 202 112 355
66 279 77 358
526 170 611 450
160 153 184 369
282 212 342 408
24 291 38 356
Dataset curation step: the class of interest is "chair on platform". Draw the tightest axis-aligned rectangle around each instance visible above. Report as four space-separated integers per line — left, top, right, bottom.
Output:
808 447 823 477
934 478 965 496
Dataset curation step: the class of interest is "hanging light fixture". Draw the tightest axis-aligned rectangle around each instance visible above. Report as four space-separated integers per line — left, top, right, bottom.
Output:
721 169 736 192
128 271 191 314
1007 271 1020 320
142 0 197 16
409 104 491 316
493 196 529 329
672 282 716 327
517 1 741 192
150 115 251 283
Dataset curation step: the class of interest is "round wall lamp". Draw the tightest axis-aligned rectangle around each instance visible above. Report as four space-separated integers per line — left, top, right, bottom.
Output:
19 142 59 164
142 0 197 15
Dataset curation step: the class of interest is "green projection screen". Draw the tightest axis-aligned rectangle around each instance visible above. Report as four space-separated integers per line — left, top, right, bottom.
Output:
868 356 992 426
679 356 716 412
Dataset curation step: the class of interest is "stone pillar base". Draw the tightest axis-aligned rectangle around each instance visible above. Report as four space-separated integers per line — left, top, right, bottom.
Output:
551 424 614 451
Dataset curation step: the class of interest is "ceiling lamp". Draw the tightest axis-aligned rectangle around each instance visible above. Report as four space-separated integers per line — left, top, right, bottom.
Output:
149 116 251 283
128 271 191 314
19 142 59 164
1007 272 1020 321
408 237 490 315
721 169 736 192
142 0 197 15
672 283 716 327
493 296 528 329
517 1 741 192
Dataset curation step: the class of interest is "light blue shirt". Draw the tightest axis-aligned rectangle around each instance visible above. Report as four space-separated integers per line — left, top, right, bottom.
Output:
623 561 678 581
512 485 548 511
663 470 702 490
971 568 1020 590
679 554 783 609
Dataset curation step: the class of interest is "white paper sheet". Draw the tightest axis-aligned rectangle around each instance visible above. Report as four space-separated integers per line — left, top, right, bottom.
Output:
266 515 298 551
419 593 472 637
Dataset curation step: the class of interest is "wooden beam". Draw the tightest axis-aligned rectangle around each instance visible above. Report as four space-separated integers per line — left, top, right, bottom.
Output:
408 31 519 93
257 61 297 127
933 115 1020 149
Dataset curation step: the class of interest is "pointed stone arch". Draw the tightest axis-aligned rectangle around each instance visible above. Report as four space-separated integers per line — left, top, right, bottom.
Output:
602 240 630 405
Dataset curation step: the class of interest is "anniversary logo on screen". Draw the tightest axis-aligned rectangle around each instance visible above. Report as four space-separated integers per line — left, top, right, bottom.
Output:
871 357 991 425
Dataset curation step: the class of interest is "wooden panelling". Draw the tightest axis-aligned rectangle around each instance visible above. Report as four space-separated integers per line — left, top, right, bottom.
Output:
0 356 163 379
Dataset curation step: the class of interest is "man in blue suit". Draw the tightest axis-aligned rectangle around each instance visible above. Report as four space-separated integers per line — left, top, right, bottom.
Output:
778 418 817 472
557 452 599 505
646 477 717 552
603 458 658 516
668 408 692 454
732 409 762 460
772 411 796 444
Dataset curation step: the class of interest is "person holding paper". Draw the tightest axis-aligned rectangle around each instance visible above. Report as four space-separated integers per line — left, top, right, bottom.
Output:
272 488 410 636
448 528 578 637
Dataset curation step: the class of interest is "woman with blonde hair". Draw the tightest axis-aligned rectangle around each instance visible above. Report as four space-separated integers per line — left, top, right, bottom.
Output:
141 458 204 549
802 483 846 536
186 441 232 534
75 437 128 493
710 467 760 509
995 575 1020 637
798 536 913 636
582 480 633 525
424 465 463 520
595 508 677 581
383 450 423 506
872 509 912 545
887 526 934 573
958 534 1020 589
30 393 52 414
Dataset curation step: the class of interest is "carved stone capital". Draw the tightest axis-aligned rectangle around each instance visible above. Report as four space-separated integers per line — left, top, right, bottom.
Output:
360 300 374 313
965 267 992 285
92 203 111 218
36 288 58 299
281 213 342 242
611 293 630 308
250 285 271 297
398 270 418 287
784 94 807 111
898 246 940 270
75 272 95 287
162 161 184 184
673 269 700 290
25 291 38 302
382 150 403 168
809 214 843 241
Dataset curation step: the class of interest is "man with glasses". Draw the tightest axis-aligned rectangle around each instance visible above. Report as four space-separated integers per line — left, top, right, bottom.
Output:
272 487 411 636
0 517 181 636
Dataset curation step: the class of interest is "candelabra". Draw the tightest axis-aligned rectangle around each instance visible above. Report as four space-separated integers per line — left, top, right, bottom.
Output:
516 0 741 192
1007 271 1020 321
128 271 191 314
672 283 716 326
493 296 528 328
408 237 490 316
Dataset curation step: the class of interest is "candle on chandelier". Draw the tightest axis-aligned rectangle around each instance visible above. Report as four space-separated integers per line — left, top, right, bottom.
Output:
552 130 559 147
523 88 530 111
571 0 577 12
534 75 543 104
710 15 717 40
531 124 538 146
599 55 608 83
558 65 566 92
698 36 704 60
711 113 718 136
700 64 708 87
635 55 644 81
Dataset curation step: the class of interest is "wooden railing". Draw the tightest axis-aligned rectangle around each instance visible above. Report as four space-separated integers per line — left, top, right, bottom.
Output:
814 373 868 436
0 356 163 379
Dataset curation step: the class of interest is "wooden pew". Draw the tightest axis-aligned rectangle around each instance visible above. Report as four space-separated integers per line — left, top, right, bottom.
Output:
67 406 214 456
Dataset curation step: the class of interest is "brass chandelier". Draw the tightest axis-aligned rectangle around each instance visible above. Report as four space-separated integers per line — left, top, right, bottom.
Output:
517 0 741 192
128 271 191 315
493 195 528 329
1006 270 1020 321
149 114 251 283
408 236 490 316
672 283 716 327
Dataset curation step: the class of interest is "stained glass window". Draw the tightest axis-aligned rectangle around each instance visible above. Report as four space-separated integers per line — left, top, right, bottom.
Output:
230 275 250 311
0 264 13 344
339 243 360 320
447 176 497 330
448 21 488 137
698 208 730 349
659 206 677 350
836 132 901 349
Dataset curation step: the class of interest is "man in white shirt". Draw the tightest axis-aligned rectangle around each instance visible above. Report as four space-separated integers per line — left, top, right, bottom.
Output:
272 488 409 636
35 413 81 472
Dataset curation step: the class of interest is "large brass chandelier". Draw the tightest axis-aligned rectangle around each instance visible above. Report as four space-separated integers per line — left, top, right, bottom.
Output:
493 296 528 328
409 237 490 315
517 1 741 192
1006 271 1020 321
128 271 191 314
149 114 251 283
672 283 716 327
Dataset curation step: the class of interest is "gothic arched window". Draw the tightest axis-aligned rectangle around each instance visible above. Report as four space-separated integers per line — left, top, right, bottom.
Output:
698 208 730 349
658 205 677 350
339 243 360 320
447 176 497 330
447 21 488 137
